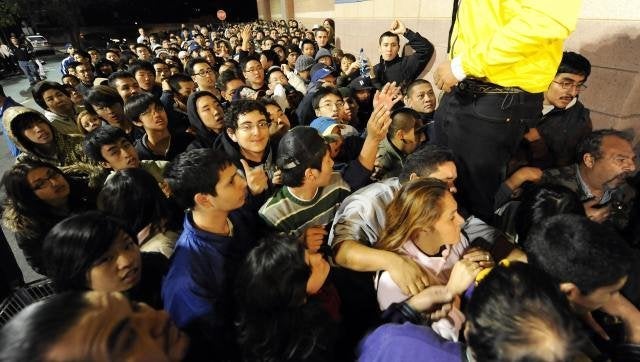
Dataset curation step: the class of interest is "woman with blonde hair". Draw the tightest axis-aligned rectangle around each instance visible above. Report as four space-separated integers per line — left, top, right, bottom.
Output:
375 178 493 341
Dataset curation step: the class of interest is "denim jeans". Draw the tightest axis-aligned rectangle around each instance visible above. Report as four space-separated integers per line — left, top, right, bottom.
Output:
433 84 542 222
17 60 41 85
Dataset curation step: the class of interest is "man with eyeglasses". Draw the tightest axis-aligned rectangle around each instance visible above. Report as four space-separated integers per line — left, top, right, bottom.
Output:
213 100 276 197
432 0 580 222
187 57 220 99
524 52 593 169
241 56 267 92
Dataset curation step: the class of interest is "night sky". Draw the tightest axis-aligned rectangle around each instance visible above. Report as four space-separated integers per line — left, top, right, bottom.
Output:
82 0 258 26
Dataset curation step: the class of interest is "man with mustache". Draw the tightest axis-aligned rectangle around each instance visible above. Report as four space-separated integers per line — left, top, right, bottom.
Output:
524 52 593 168
542 129 636 231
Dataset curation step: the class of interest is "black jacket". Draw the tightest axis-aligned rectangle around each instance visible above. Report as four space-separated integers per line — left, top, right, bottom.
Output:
372 29 434 89
529 100 592 169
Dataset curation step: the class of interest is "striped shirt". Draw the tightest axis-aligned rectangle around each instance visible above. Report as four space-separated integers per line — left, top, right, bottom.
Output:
259 172 351 238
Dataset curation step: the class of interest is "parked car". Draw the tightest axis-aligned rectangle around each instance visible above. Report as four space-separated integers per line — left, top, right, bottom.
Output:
26 35 55 55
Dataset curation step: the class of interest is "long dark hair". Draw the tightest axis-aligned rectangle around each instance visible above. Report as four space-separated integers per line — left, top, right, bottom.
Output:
2 161 69 219
235 235 332 361
97 168 174 234
42 211 137 292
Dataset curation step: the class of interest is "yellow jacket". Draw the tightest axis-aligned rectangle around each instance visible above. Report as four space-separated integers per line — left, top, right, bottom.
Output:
450 0 581 93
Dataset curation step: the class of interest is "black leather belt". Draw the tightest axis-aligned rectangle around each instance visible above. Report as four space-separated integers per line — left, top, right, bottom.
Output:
458 79 525 94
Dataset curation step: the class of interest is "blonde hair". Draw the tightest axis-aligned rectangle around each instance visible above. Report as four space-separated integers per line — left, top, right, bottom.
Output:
75 110 95 135
377 178 448 252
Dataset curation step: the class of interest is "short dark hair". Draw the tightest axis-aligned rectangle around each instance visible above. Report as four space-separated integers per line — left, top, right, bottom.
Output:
128 60 155 77
83 125 128 163
312 87 342 110
378 31 399 45
342 53 356 63
167 73 193 93
186 57 211 76
314 28 328 37
514 183 585 241
72 50 90 59
97 168 170 234
277 127 327 187
217 69 244 92
260 50 280 66
134 43 150 52
388 107 420 136
557 51 591 81
94 58 117 76
107 70 136 89
42 211 137 291
61 73 80 85
576 129 633 161
31 81 69 110
224 99 269 130
84 85 123 114
466 262 584 361
524 214 633 294
0 292 90 361
398 145 456 183
240 55 261 72
404 79 432 97
163 148 233 209
124 92 161 122
67 61 82 71
300 39 315 51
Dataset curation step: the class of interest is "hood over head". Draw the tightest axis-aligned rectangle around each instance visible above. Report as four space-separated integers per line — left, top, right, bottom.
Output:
3 106 58 154
186 90 220 148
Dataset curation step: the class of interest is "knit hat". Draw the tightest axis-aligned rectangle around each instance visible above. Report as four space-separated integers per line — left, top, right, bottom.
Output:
295 55 315 73
314 47 332 62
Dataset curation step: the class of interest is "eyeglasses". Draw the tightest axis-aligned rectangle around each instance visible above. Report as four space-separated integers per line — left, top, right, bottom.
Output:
319 101 345 110
552 80 587 91
237 121 270 132
31 169 63 191
195 69 214 77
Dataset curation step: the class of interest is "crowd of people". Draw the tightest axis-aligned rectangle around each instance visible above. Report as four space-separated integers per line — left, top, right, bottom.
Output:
0 4 639 361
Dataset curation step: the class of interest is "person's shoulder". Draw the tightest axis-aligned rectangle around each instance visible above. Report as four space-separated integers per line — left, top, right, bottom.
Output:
359 322 463 362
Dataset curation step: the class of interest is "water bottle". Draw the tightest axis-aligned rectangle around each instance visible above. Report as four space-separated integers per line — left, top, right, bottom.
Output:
359 48 369 78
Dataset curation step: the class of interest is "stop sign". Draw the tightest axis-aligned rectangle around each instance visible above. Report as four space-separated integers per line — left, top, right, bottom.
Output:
217 10 227 21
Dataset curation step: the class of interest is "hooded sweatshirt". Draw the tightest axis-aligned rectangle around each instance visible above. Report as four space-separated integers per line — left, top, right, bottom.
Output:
186 91 221 150
3 106 103 185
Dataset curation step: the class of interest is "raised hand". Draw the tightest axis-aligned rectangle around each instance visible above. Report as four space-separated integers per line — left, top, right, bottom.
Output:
372 81 402 110
390 19 407 35
240 159 268 195
365 103 393 143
